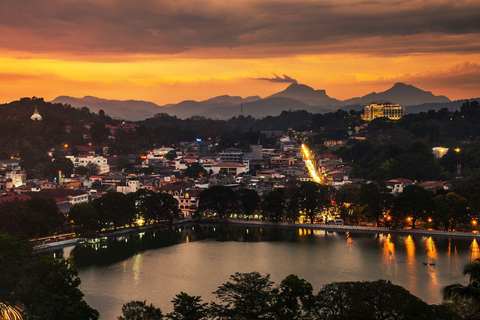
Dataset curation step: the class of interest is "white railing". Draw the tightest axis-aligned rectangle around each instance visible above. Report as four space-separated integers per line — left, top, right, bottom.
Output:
223 220 479 238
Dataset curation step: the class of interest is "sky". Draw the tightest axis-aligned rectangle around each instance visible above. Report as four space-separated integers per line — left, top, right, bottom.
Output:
0 0 479 105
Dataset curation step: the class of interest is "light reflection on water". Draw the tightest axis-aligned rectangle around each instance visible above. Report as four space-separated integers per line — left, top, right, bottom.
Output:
54 224 480 320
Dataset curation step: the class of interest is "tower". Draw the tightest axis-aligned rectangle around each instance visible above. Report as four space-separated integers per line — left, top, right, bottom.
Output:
30 106 43 121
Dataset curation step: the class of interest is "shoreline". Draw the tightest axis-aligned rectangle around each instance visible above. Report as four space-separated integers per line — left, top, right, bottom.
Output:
34 219 478 251
221 220 480 239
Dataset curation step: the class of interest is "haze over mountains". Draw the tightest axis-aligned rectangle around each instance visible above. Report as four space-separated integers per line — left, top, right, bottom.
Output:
52 82 459 121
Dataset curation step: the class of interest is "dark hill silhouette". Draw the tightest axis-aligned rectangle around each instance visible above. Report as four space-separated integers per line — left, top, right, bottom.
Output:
201 97 310 119
267 83 341 107
52 96 162 121
343 82 450 106
52 82 453 120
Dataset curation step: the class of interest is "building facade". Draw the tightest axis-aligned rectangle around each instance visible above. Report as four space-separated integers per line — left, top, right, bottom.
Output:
362 103 404 121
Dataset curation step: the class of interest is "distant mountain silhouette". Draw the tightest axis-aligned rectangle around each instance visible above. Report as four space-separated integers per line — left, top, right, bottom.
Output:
52 96 163 121
52 82 454 120
162 95 261 119
267 83 341 107
342 83 450 106
201 97 310 119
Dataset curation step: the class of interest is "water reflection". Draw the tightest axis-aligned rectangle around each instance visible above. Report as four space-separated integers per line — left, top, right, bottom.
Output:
65 224 480 319
425 237 438 287
405 235 416 292
346 231 355 248
471 239 480 261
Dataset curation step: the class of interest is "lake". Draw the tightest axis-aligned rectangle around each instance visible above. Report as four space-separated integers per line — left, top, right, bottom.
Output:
53 223 480 319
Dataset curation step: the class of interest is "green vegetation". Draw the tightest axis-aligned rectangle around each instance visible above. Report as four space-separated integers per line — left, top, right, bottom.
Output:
118 271 458 320
0 234 98 319
443 258 480 319
0 197 64 238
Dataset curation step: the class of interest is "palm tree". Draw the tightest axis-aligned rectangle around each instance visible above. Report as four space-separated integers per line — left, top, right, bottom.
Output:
444 258 480 318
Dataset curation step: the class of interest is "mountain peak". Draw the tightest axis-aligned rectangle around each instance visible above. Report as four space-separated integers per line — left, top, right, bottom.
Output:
343 83 450 106
268 83 339 106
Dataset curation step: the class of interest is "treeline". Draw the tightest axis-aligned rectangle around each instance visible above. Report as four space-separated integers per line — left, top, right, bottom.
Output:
117 271 459 320
67 190 180 235
195 182 476 231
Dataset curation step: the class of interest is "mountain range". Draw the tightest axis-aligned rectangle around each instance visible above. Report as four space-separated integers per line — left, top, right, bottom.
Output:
52 82 457 121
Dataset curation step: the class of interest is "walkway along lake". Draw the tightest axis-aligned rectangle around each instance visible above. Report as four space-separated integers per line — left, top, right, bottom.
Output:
53 223 480 319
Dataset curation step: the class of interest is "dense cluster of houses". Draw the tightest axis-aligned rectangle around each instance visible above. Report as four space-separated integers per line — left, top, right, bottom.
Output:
0 128 450 219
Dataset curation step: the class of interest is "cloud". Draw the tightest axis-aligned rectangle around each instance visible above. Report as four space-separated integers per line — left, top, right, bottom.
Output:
354 62 480 97
0 0 479 58
255 74 297 83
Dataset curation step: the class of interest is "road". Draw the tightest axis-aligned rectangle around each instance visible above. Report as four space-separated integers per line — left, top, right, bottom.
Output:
0 303 23 320
301 143 323 183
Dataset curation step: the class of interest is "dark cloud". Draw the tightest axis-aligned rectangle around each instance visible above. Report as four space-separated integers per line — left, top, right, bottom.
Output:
0 0 479 57
365 62 480 93
255 74 297 83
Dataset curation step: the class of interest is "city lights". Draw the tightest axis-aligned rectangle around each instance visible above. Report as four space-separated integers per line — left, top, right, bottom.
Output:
301 144 322 184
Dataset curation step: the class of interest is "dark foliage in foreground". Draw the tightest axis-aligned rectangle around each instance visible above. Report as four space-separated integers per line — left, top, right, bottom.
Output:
119 272 459 320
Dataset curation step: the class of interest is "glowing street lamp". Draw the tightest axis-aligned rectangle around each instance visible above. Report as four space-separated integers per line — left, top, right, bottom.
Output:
428 218 432 223
473 220 477 227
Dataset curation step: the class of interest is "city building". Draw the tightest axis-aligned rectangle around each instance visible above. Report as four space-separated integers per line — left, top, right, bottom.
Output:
66 155 110 175
362 103 404 121
219 147 243 163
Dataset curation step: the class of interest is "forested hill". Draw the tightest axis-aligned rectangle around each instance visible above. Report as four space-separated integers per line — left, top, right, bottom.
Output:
0 97 116 175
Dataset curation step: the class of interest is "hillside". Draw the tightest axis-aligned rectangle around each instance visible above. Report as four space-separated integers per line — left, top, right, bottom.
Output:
343 83 450 106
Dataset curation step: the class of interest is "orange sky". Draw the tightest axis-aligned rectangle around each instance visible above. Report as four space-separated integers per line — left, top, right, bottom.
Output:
0 0 479 105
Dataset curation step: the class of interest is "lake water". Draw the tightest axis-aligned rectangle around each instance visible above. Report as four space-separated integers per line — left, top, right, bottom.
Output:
54 223 480 319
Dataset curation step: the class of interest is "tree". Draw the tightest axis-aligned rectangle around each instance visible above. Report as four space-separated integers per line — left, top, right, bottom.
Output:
263 188 285 222
314 280 455 320
166 292 208 320
24 197 65 238
115 155 132 171
284 178 300 222
444 258 480 319
210 272 276 319
165 150 177 161
197 186 235 219
434 192 470 231
93 192 135 229
234 188 260 218
52 155 74 177
184 163 207 179
86 162 100 175
392 185 433 229
68 203 100 235
335 184 361 224
75 165 90 176
297 182 331 224
118 300 163 320
360 183 391 227
134 190 180 225
0 234 29 305
21 255 99 320
274 274 314 320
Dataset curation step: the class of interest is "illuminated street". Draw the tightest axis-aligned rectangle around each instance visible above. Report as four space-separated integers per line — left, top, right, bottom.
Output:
301 144 323 184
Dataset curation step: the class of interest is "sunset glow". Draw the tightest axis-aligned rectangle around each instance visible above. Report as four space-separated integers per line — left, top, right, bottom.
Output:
0 0 479 105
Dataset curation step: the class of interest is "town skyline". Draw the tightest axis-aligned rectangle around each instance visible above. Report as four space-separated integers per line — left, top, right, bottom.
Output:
0 0 479 105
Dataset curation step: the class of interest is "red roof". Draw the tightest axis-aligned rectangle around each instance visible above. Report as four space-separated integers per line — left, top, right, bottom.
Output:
320 154 339 159
214 162 244 167
0 192 31 203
